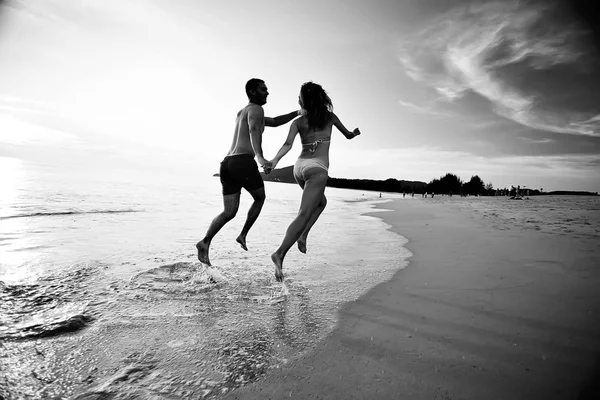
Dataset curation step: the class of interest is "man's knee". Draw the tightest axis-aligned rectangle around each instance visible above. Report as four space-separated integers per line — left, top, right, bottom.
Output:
249 188 266 203
221 206 238 220
320 196 327 208
226 208 239 218
297 208 312 219
222 194 241 219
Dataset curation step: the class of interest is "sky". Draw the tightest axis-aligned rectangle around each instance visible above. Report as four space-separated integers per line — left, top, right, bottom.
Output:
0 0 599 191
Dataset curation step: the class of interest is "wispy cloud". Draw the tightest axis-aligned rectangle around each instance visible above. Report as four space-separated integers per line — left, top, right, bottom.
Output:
0 96 72 147
0 113 78 146
397 99 451 117
518 136 554 144
0 96 122 154
397 0 600 137
2 0 69 24
4 0 177 29
0 95 56 115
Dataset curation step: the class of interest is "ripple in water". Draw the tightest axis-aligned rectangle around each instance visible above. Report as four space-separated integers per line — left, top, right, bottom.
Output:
0 263 101 340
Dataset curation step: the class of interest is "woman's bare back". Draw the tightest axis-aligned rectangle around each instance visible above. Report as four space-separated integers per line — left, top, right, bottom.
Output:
296 114 334 159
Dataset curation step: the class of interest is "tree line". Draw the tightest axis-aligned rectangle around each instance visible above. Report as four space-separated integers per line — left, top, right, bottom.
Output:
257 167 597 196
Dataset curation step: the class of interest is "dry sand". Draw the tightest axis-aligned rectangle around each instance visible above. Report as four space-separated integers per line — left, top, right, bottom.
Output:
225 198 600 400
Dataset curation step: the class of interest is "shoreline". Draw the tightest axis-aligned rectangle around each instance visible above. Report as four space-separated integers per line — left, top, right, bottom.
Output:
0 189 408 399
226 197 600 399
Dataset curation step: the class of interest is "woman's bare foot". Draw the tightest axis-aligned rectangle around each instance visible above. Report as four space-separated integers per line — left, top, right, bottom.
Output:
196 240 211 265
236 235 248 251
271 252 284 282
297 238 307 254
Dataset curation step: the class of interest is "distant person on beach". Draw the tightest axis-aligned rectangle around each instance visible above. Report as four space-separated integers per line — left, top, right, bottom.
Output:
196 78 299 265
267 81 361 281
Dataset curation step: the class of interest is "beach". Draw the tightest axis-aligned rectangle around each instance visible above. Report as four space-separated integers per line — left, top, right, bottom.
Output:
226 196 600 400
2 162 600 399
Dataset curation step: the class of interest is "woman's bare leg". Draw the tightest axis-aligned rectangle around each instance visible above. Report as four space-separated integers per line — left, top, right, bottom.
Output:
297 195 327 254
272 173 328 281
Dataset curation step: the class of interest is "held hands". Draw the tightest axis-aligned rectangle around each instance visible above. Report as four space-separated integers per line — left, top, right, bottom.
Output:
262 158 278 175
352 128 361 138
258 157 272 175
262 163 273 175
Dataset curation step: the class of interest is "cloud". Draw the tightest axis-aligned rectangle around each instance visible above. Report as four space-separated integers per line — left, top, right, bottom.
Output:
0 95 124 153
0 95 56 115
397 0 600 137
397 99 451 117
3 0 175 28
0 94 216 173
2 0 69 24
0 113 78 146
518 136 554 144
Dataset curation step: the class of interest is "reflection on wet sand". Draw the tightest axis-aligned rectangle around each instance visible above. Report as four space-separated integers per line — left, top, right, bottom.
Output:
1 265 337 399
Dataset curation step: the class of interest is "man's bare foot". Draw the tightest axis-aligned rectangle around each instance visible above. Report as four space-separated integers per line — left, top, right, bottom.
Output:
196 240 211 266
236 235 248 251
297 238 307 254
271 252 284 282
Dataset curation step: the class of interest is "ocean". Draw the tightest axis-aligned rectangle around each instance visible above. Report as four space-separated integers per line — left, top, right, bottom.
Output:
0 158 408 399
1 158 599 399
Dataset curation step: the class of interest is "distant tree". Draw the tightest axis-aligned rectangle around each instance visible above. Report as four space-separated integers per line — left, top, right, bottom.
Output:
426 178 441 194
463 175 485 195
440 173 463 194
485 182 494 196
427 173 463 194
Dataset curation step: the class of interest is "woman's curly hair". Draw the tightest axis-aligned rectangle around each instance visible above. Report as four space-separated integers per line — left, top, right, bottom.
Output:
300 82 333 129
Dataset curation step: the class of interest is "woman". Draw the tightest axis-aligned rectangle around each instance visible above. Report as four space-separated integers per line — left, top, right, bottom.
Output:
268 81 361 281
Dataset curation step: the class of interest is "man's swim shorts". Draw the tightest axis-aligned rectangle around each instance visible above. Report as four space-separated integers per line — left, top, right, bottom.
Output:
219 154 264 195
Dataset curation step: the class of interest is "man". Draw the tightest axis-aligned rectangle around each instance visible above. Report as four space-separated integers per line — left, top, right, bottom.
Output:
196 78 299 266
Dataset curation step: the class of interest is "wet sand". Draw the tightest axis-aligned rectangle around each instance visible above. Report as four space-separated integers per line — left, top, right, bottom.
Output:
226 198 600 399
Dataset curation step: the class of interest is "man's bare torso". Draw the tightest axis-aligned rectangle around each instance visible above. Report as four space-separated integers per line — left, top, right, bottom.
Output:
227 103 264 156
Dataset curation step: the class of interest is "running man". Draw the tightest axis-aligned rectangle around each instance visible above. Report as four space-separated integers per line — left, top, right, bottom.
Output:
196 78 299 266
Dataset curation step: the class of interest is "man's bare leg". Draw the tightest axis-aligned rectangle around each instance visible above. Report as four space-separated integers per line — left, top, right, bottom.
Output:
196 241 211 265
297 195 327 254
197 193 240 265
236 187 266 251
272 175 327 281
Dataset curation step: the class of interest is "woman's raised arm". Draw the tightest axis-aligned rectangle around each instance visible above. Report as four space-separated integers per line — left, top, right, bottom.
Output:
332 113 360 139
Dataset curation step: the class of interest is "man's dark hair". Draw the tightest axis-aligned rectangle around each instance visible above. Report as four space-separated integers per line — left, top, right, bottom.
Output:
245 78 265 98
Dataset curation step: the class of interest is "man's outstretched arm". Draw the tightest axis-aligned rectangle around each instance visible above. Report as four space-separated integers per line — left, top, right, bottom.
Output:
264 110 300 127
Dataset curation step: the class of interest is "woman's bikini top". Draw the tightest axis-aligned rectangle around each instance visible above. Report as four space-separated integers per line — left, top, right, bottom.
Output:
301 138 331 153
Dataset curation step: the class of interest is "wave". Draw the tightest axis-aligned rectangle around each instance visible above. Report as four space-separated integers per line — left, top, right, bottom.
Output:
0 262 101 339
0 302 91 340
0 209 142 220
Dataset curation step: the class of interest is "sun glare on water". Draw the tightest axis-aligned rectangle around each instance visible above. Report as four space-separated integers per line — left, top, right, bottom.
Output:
0 156 24 215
